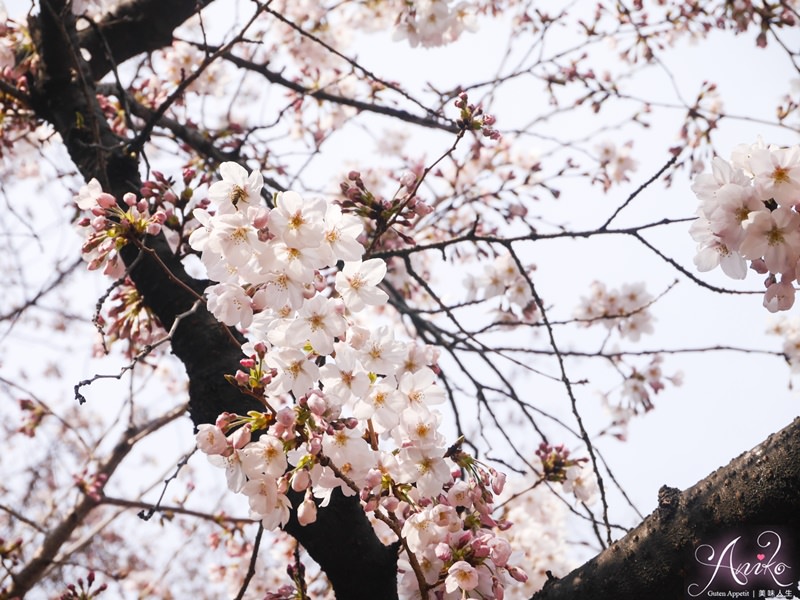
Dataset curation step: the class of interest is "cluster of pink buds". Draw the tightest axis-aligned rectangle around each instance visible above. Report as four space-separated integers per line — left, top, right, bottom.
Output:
17 398 47 437
73 469 109 503
140 168 208 216
396 455 529 597
535 443 598 505
534 443 586 483
102 278 165 357
75 180 167 275
454 92 501 140
225 342 277 401
339 170 432 246
96 94 128 137
0 536 23 569
58 571 108 600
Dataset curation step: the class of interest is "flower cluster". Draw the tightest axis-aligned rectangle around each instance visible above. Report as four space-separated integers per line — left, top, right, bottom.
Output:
75 180 167 277
534 443 597 505
339 169 433 249
574 281 654 341
595 141 638 189
191 162 526 597
395 451 528 597
464 254 538 323
392 1 478 48
767 316 800 373
454 92 501 141
599 355 682 441
690 140 800 312
158 41 228 96
98 278 166 358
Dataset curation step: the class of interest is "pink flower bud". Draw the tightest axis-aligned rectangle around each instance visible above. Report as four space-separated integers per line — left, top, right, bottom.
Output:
276 407 295 427
507 565 528 583
489 537 512 567
413 201 433 216
291 469 311 492
365 468 382 489
399 171 417 188
491 471 506 495
145 222 162 235
231 423 252 449
277 476 289 494
298 495 318 526
492 578 505 600
234 370 250 386
215 412 237 430
435 543 452 561
307 394 327 416
97 193 118 209
252 208 270 230
382 496 399 512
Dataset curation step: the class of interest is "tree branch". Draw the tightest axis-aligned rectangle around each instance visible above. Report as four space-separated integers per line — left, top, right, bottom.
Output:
531 417 800 600
77 0 215 80
6 403 187 598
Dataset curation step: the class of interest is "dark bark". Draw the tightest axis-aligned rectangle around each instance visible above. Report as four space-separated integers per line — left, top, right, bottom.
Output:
77 0 214 80
531 417 800 600
284 489 401 600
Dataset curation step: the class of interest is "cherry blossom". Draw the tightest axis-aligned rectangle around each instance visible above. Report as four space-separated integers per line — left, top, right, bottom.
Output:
691 142 800 312
207 162 264 214
562 464 599 505
739 206 800 276
269 191 326 249
445 560 479 593
750 145 800 205
334 258 390 312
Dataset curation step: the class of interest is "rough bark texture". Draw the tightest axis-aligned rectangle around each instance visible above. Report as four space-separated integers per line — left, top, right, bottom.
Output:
77 0 213 79
531 417 800 600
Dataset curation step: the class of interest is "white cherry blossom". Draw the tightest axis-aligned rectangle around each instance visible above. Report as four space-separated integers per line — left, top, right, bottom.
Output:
269 191 326 248
208 162 264 214
335 258 389 312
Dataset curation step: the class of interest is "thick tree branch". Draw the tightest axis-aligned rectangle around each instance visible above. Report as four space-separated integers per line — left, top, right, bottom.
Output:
531 417 800 600
77 0 215 80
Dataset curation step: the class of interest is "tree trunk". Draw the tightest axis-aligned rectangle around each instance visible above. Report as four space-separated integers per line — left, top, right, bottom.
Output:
531 417 800 600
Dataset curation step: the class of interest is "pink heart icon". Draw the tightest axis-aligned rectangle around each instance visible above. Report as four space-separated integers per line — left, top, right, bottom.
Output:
757 554 765 561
